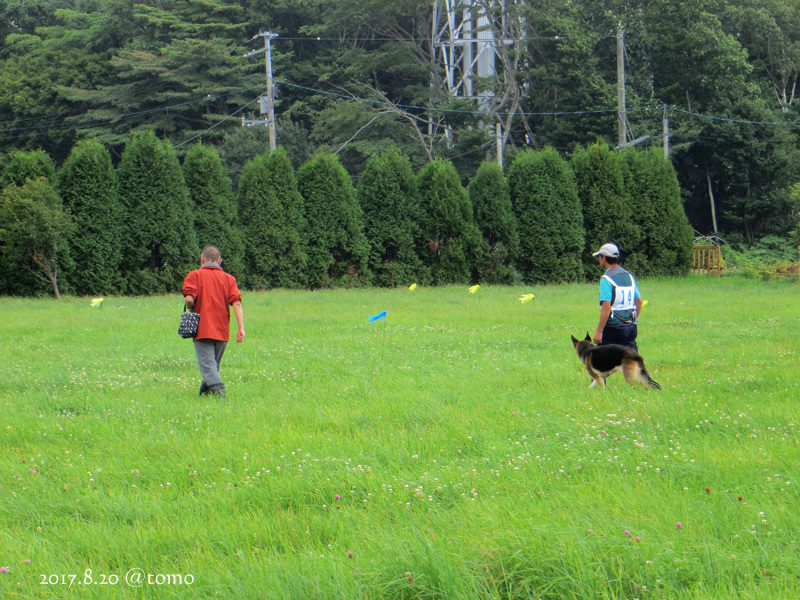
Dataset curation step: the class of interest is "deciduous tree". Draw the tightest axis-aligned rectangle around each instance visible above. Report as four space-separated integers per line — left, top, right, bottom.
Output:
1 149 55 187
0 177 74 298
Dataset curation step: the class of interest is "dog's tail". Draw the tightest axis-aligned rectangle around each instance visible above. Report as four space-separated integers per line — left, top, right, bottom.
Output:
635 358 661 390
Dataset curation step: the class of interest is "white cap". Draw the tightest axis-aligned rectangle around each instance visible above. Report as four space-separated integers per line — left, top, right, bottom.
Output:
592 243 620 258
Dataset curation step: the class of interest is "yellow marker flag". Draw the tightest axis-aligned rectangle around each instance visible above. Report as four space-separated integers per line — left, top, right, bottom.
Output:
519 293 535 304
469 285 480 294
90 297 104 309
408 283 417 291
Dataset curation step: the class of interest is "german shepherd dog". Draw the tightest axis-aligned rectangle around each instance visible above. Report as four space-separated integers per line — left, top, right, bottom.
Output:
571 333 661 390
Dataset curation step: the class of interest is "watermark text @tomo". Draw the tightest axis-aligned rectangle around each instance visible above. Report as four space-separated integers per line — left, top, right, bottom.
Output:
39 568 194 588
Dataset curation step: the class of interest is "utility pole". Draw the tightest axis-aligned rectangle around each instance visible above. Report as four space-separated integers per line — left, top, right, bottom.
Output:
496 123 503 168
707 173 719 233
616 26 627 148
243 30 278 151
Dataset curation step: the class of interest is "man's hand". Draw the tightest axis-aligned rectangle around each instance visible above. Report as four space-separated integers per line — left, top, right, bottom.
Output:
233 301 244 342
595 301 612 345
184 295 195 311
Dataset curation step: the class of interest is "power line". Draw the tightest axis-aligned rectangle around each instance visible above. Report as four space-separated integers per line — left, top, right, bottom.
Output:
274 35 593 42
173 98 259 149
668 106 800 126
2 80 799 145
276 80 619 117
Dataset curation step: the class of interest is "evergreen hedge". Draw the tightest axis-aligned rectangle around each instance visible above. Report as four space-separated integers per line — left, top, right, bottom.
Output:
57 139 124 295
572 143 642 278
358 148 426 287
622 148 693 276
508 149 584 283
0 139 696 296
468 161 520 284
298 154 370 288
183 143 246 281
117 131 198 294
416 159 484 284
237 148 308 289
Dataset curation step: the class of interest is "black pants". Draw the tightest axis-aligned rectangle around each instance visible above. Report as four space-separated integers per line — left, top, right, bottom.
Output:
600 324 638 351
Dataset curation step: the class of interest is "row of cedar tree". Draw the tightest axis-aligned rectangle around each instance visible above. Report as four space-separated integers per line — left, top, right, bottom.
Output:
0 131 694 297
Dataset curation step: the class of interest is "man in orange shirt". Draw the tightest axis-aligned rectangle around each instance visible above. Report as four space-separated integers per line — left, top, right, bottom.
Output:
183 246 245 397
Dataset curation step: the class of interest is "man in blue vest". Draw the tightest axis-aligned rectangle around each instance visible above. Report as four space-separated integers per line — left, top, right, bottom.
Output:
592 243 643 350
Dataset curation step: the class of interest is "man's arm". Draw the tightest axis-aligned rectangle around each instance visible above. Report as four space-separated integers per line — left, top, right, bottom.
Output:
233 301 245 342
634 296 643 321
593 301 612 344
183 270 197 310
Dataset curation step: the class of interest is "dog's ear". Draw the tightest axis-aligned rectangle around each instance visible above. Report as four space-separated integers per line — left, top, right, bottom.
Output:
585 333 592 342
571 335 578 344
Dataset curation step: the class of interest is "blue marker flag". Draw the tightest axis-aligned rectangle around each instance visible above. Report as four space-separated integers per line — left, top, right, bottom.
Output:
368 310 387 322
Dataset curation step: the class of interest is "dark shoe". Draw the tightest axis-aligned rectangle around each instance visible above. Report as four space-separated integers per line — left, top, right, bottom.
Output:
199 381 210 396
207 383 226 398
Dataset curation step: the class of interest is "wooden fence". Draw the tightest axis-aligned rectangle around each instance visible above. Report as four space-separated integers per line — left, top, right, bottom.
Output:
693 245 722 277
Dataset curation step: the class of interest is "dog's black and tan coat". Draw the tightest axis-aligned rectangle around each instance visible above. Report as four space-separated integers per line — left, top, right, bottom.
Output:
571 333 660 390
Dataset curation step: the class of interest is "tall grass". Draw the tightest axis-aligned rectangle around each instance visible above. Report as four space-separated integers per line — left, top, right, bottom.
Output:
1 277 798 599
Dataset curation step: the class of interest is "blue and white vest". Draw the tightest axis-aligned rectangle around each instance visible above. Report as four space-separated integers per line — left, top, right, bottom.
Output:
603 267 637 324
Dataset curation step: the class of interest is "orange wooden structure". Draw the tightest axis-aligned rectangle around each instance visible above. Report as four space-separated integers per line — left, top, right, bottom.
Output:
693 245 722 277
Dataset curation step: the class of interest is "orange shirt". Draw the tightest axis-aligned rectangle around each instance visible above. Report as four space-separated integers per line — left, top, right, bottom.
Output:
182 264 242 341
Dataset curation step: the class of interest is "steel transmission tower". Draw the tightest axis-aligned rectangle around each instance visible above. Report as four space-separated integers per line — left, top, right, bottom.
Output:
432 0 499 103
431 0 513 164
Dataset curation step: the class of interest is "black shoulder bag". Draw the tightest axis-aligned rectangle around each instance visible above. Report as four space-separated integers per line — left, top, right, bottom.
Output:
178 277 201 339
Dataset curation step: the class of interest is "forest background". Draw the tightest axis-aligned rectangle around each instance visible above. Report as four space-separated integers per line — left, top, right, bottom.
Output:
1 0 800 296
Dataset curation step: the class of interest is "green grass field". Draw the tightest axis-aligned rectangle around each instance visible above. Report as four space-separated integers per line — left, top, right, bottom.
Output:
1 277 798 599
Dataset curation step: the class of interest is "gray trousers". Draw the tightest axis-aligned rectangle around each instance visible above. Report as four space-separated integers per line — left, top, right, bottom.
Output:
194 339 228 387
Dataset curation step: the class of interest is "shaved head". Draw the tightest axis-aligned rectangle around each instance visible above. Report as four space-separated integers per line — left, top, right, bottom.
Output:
201 246 221 262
